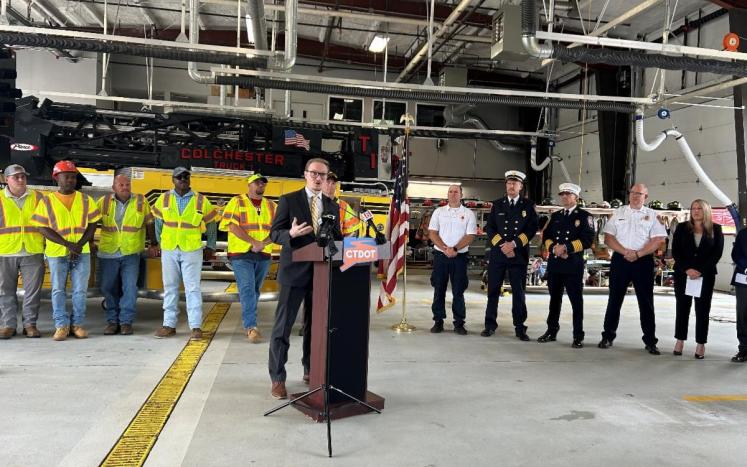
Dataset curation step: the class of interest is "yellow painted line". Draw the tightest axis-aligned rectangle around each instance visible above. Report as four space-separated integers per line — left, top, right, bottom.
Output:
683 395 747 402
100 287 233 467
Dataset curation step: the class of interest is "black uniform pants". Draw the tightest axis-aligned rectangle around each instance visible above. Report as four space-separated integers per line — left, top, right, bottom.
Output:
734 286 747 352
484 262 527 333
674 273 715 344
268 284 312 382
546 271 584 339
602 253 658 346
430 251 468 325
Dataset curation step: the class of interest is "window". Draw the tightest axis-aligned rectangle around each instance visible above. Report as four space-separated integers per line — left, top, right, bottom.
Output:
328 96 363 122
373 100 407 126
416 104 446 127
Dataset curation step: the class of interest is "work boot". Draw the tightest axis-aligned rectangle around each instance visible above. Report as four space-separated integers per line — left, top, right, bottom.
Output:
23 325 41 338
247 327 262 343
271 381 288 399
72 326 88 339
120 324 134 335
103 323 120 335
0 327 16 339
430 320 444 333
154 326 176 338
53 327 70 341
190 328 203 340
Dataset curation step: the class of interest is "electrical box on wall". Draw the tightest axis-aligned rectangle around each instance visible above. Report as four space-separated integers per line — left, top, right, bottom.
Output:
490 5 528 62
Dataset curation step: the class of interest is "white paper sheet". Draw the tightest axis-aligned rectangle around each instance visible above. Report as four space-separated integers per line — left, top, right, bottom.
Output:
736 273 747 285
685 277 703 298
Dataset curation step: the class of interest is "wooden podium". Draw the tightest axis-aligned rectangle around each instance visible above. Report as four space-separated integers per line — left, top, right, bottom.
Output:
289 240 389 421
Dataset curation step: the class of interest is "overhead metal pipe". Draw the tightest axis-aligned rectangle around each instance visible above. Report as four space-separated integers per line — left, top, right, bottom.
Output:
187 0 214 84
246 0 268 51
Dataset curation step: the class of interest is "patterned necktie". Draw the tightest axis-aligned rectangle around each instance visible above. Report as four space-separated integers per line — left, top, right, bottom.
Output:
310 194 319 234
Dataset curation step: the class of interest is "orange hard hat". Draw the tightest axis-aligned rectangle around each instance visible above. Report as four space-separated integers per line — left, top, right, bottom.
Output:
52 160 78 179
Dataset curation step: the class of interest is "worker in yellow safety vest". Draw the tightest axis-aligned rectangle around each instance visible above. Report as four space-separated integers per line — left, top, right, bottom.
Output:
321 171 361 237
219 173 276 343
0 164 45 339
31 160 101 341
151 166 217 341
96 170 159 336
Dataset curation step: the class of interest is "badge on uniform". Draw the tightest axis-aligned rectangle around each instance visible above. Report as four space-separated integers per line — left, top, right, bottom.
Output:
574 219 580 227
522 210 526 217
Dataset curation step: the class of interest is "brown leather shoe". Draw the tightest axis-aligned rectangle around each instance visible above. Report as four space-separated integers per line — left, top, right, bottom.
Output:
303 372 310 385
23 325 41 338
72 326 88 339
53 327 69 341
247 327 262 343
190 328 203 340
271 381 288 399
120 324 133 335
154 326 176 338
104 323 120 335
0 327 16 339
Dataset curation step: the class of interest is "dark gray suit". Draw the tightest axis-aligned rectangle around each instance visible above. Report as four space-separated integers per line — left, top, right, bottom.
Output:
268 188 341 382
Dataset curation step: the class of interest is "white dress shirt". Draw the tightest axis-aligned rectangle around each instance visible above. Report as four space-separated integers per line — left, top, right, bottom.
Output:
603 205 668 250
428 204 477 253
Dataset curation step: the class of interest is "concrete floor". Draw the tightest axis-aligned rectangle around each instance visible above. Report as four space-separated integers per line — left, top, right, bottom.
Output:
1 273 745 467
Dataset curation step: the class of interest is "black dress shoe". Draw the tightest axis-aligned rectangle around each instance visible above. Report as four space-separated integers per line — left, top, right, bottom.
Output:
597 338 613 349
645 345 661 355
731 350 747 363
430 320 444 333
516 333 530 342
453 325 468 335
571 339 583 349
480 328 495 337
673 350 683 356
694 353 705 360
537 331 557 343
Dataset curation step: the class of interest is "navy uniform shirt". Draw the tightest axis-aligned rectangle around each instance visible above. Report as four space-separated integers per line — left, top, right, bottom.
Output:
543 206 595 275
486 196 539 265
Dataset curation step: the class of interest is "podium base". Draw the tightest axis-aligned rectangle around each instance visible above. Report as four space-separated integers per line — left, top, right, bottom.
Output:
290 391 385 422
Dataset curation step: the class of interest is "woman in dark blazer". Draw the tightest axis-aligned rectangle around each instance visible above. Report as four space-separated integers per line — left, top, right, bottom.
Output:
671 199 724 359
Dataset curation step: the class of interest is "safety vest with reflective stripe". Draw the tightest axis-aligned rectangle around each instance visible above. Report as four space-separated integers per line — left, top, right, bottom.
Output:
30 191 101 257
338 199 362 237
154 191 216 252
0 189 45 255
219 195 276 254
97 193 151 255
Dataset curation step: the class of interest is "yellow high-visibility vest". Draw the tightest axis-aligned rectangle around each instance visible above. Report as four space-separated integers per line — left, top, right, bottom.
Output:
153 191 216 252
219 195 276 254
30 191 101 258
338 199 362 237
0 189 45 255
97 193 152 255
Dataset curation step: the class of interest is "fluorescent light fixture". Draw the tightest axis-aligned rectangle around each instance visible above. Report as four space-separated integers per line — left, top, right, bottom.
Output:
245 14 255 44
368 35 389 53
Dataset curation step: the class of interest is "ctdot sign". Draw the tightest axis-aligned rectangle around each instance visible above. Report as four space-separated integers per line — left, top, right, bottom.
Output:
340 238 379 271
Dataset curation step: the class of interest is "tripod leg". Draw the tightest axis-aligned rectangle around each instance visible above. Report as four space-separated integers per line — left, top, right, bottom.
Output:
263 385 324 417
328 385 382 414
324 384 332 457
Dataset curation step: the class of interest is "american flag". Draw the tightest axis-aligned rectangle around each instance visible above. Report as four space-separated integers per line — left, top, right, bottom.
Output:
284 129 311 151
376 147 409 312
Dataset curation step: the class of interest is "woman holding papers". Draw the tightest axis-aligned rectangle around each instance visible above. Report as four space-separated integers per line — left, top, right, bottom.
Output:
671 199 723 359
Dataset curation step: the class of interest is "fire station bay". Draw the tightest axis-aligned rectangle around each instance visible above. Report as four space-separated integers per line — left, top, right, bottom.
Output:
2 1 747 466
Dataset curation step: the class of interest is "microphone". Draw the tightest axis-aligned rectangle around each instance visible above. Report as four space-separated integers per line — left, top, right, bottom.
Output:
362 210 387 245
320 213 337 223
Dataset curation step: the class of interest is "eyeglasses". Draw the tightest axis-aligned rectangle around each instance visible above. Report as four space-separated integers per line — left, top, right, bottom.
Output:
174 174 190 181
629 191 646 196
305 170 328 179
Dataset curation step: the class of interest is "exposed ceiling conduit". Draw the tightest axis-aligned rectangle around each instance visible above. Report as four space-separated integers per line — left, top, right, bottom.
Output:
215 74 637 112
522 0 747 79
188 0 215 84
443 106 524 152
395 0 473 82
246 0 268 51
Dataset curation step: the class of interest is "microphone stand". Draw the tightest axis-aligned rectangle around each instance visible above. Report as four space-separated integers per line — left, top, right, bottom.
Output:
264 220 381 457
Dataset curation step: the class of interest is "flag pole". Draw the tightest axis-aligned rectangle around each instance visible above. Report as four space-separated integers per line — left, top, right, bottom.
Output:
391 113 416 333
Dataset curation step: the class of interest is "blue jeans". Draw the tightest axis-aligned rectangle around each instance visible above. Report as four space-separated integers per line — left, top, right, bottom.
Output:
230 256 271 329
161 248 203 329
99 254 141 325
47 254 91 328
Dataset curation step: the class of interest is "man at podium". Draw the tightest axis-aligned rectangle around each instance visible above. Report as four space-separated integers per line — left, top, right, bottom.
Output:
268 158 342 399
